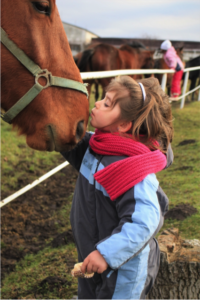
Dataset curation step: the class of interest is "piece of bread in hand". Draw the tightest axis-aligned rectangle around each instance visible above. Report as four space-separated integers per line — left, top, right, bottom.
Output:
71 262 94 278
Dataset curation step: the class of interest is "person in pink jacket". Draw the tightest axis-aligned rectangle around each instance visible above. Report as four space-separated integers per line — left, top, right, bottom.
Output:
160 40 184 97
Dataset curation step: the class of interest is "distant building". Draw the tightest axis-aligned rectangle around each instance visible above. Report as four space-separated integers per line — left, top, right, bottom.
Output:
62 22 99 56
90 37 200 61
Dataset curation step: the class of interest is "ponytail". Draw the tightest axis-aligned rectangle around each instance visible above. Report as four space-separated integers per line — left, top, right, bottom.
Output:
106 76 173 152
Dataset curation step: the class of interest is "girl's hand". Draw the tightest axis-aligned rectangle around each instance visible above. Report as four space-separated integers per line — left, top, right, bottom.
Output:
81 250 108 274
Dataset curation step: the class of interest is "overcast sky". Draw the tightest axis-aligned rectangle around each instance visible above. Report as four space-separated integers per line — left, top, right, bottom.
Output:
56 0 200 42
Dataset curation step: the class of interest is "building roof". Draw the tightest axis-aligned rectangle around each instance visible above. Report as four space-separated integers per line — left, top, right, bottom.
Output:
91 37 200 50
62 21 99 37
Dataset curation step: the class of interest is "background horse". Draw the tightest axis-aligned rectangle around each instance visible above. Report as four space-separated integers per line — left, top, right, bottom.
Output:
75 43 155 101
182 56 200 100
1 0 89 152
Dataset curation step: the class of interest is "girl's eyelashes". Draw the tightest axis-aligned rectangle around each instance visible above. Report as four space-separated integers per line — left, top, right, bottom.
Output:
104 98 111 107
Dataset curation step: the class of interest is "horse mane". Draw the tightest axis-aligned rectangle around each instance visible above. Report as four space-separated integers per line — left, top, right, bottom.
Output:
154 59 160 69
120 44 139 53
77 49 94 72
128 41 146 49
95 43 117 52
185 55 200 67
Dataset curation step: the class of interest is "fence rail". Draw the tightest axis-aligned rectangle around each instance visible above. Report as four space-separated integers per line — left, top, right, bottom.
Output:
81 66 200 109
81 66 200 79
1 66 200 208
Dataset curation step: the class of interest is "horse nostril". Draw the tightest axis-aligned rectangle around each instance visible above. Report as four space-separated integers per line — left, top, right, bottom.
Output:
76 120 84 141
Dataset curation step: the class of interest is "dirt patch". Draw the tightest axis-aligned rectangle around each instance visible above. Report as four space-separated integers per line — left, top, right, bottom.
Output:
165 203 198 221
174 166 193 171
1 160 78 280
38 276 71 292
178 139 196 146
50 230 74 248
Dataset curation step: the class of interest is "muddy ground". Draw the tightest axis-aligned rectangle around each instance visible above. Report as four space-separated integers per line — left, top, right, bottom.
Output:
1 157 197 281
1 159 78 281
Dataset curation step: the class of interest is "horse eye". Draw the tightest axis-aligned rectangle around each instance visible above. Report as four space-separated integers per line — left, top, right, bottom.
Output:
32 2 50 15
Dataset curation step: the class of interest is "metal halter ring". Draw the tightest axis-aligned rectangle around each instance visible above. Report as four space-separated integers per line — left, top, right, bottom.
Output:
35 69 52 89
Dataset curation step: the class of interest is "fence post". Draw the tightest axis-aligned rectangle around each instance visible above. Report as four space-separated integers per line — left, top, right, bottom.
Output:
180 71 189 109
161 73 167 92
198 87 200 101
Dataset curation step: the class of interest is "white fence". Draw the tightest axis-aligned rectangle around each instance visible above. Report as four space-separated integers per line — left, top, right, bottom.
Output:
1 66 200 208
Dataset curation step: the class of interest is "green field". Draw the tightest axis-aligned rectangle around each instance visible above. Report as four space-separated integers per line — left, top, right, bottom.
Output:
1 90 200 299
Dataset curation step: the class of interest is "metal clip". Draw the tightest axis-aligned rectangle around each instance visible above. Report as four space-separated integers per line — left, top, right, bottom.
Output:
35 69 52 89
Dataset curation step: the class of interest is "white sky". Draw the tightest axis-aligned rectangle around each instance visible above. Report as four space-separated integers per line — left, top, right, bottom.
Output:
56 0 200 42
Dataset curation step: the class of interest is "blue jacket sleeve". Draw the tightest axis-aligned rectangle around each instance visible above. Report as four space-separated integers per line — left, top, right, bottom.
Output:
96 174 161 269
61 132 93 172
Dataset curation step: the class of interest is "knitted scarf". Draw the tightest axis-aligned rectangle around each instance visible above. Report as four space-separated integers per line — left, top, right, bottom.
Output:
89 129 167 201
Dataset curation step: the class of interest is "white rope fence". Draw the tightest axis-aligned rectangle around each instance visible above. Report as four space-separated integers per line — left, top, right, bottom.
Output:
1 66 200 208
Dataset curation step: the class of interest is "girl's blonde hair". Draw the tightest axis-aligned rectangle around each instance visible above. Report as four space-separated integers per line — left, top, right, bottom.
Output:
105 76 173 153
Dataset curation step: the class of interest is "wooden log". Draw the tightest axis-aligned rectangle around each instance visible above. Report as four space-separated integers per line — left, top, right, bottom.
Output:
147 228 200 299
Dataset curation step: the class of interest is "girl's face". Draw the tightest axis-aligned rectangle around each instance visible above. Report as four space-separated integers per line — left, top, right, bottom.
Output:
90 91 122 132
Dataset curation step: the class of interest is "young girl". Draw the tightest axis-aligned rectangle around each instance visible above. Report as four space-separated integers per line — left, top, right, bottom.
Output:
160 39 184 98
61 76 174 299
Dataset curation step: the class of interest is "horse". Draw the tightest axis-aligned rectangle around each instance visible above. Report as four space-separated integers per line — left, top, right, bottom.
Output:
1 0 89 152
182 56 200 100
74 43 155 101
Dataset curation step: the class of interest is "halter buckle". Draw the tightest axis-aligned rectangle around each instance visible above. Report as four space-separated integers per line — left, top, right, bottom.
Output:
35 69 52 89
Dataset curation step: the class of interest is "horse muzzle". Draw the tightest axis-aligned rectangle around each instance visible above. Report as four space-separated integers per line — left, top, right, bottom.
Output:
46 120 85 152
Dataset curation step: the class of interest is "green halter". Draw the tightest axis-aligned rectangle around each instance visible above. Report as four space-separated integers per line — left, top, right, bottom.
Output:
0 27 88 124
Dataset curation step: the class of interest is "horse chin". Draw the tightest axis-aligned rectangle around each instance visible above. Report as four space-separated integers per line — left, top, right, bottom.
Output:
25 125 78 152
54 143 76 153
46 142 76 153
26 134 76 152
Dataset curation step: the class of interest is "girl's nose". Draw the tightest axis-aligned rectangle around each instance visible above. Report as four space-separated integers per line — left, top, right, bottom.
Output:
95 100 101 108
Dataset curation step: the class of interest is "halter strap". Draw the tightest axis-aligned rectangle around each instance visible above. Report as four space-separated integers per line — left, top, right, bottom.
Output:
1 27 88 124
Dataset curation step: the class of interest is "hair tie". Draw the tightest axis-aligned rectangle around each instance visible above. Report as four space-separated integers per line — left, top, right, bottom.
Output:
138 82 146 101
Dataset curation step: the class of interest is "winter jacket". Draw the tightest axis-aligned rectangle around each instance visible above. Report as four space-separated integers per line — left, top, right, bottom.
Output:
164 46 184 70
61 132 173 299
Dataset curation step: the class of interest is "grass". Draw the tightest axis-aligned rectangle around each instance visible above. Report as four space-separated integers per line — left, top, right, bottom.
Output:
1 87 200 299
156 100 200 239
1 244 78 299
1 194 78 300
1 119 62 194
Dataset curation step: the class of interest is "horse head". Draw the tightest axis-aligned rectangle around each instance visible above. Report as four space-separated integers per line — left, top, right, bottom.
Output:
1 0 89 152
141 50 155 70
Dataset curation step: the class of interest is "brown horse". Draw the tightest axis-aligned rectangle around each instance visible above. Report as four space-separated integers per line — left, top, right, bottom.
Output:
75 43 155 100
1 0 89 152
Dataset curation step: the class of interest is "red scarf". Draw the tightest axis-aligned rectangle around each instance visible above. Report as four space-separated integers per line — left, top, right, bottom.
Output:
89 129 167 201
